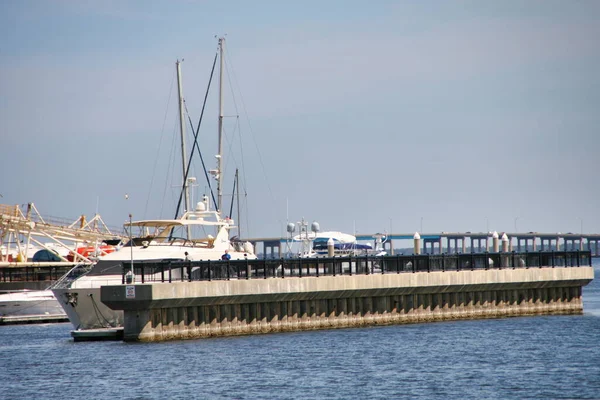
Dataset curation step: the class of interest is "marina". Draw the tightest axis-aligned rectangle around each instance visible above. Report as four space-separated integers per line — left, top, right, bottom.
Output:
35 36 596 341
0 203 125 324
2 2 600 399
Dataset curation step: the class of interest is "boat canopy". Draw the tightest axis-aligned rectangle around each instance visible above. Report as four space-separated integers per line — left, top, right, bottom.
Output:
313 231 357 243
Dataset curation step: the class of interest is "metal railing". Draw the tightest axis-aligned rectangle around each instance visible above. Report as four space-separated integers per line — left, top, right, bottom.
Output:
0 266 73 283
122 251 592 284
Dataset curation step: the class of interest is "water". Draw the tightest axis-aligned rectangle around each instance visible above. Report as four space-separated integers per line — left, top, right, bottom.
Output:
2 261 599 400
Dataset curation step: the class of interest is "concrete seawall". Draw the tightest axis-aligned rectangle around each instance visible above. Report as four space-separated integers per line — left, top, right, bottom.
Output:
102 266 594 342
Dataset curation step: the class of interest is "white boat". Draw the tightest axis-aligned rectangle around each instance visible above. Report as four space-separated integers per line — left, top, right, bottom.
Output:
0 289 66 323
52 201 255 330
0 244 118 324
52 38 257 332
287 219 387 258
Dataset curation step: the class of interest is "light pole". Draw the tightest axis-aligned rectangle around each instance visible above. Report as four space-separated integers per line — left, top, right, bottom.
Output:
129 213 134 283
577 217 583 235
514 217 519 232
125 194 134 284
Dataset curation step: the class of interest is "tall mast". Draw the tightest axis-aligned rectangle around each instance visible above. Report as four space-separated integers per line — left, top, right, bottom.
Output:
176 60 192 236
235 168 241 238
217 37 225 213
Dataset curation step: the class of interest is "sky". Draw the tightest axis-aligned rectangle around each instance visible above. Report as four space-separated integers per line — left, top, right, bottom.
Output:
1 0 599 239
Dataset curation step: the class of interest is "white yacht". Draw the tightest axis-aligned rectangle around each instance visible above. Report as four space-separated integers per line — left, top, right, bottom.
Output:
52 198 255 330
53 39 257 331
287 219 387 258
0 289 66 323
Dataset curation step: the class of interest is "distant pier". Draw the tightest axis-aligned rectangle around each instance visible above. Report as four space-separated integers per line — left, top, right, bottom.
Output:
102 250 594 342
254 232 600 258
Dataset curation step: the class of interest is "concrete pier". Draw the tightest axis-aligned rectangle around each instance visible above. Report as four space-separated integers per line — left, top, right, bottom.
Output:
102 261 594 342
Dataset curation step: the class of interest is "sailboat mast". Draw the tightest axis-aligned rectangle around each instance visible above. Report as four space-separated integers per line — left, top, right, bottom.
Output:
217 37 225 213
176 60 192 236
235 168 241 238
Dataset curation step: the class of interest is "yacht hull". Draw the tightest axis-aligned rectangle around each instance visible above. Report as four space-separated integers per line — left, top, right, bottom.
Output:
0 290 66 321
52 287 123 330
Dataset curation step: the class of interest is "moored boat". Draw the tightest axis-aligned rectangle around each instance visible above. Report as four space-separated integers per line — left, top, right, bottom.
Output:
0 289 66 324
52 200 256 331
53 38 257 334
287 219 387 258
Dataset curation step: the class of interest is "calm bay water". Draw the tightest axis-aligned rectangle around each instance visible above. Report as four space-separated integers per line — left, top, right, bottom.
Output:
1 260 599 400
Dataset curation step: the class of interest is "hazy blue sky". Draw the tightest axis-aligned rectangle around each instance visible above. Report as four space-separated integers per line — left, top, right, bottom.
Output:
1 0 598 239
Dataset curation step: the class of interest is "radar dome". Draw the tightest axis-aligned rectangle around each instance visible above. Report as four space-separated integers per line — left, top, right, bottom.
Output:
311 222 320 233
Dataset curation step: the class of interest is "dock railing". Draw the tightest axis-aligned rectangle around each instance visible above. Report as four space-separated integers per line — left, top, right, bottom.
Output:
122 250 592 284
0 266 75 283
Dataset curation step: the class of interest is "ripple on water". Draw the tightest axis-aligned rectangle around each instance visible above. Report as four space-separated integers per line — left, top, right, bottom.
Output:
1 261 599 399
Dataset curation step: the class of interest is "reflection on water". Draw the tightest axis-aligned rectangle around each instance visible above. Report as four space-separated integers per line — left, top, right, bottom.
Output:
1 259 599 400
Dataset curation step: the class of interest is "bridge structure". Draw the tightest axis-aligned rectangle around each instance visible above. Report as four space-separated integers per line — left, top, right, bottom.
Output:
250 232 600 258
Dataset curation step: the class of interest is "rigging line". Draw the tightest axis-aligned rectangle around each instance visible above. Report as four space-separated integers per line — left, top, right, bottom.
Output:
173 52 218 220
224 46 276 234
228 170 236 219
220 60 247 219
224 65 253 238
221 119 247 233
232 115 249 235
220 115 250 237
221 125 240 172
223 59 247 189
233 114 249 202
183 102 217 211
184 99 217 211
160 119 179 219
224 56 241 122
144 69 176 219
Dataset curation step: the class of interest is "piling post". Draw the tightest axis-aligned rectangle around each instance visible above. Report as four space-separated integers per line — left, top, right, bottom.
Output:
414 232 421 255
501 233 510 268
493 231 499 252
